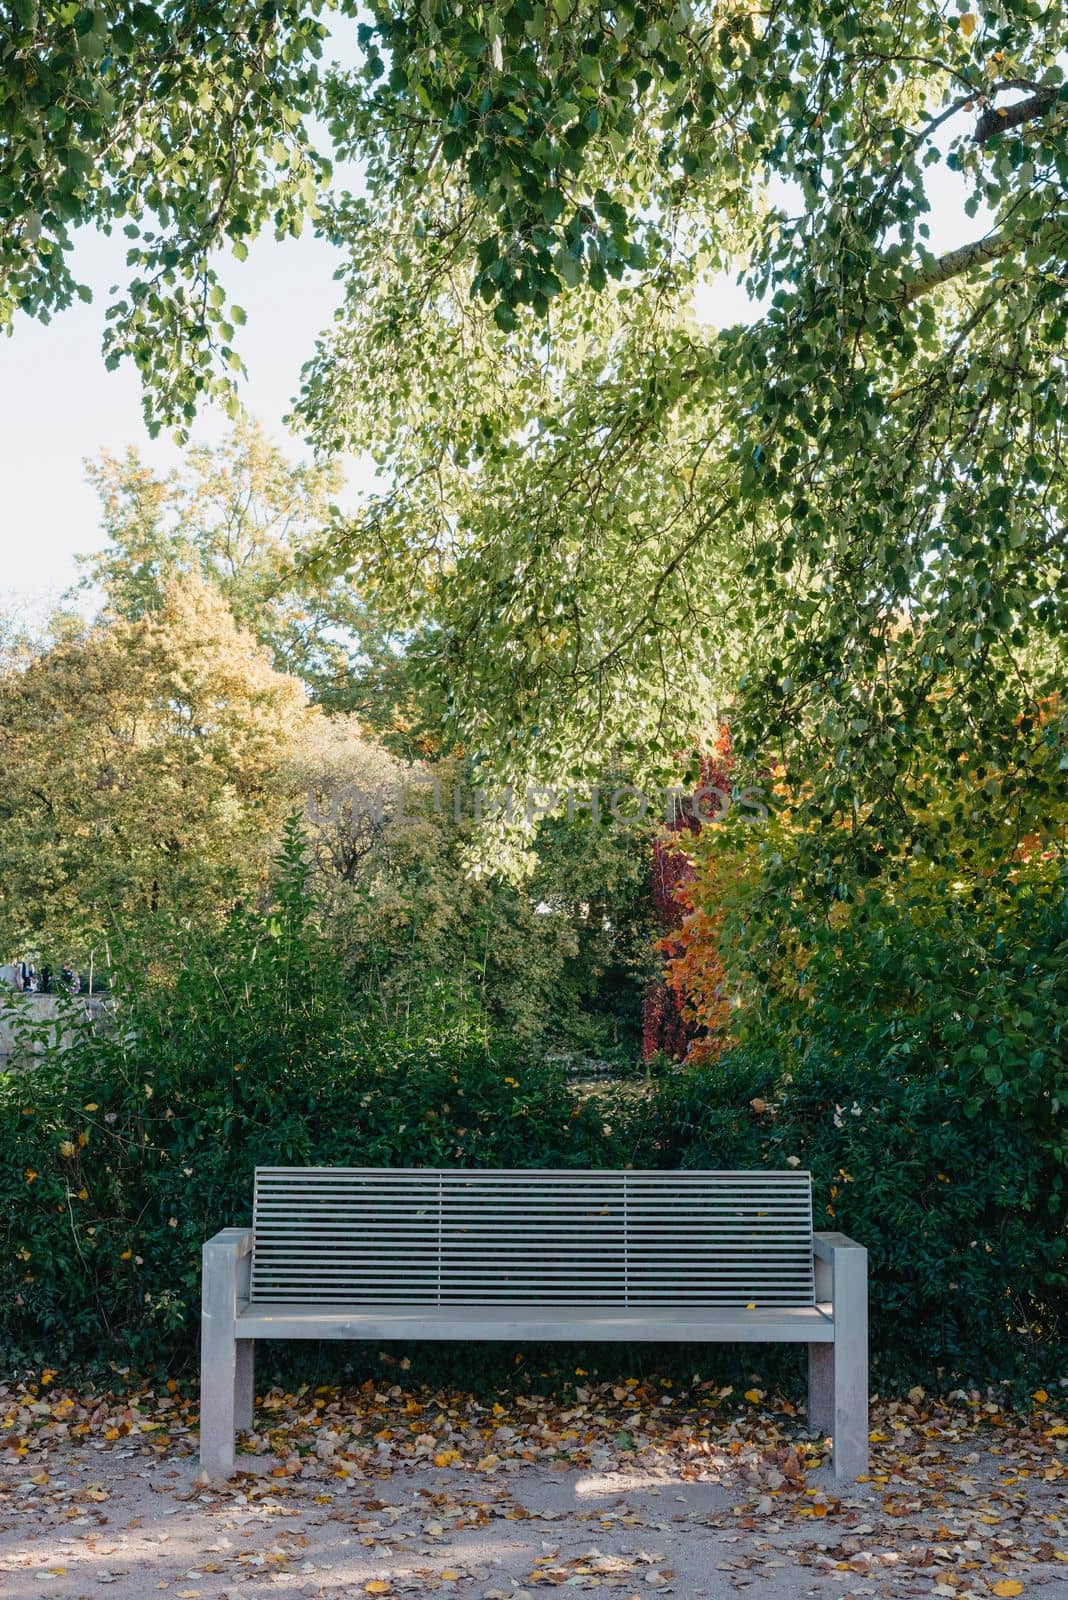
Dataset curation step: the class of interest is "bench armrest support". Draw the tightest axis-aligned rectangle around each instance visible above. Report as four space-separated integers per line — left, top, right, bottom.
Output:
813 1229 865 1262
206 1225 253 1260
200 1228 255 1480
809 1230 868 1481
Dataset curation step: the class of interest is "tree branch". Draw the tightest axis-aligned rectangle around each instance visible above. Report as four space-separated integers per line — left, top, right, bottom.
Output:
898 213 1062 305
975 88 1055 144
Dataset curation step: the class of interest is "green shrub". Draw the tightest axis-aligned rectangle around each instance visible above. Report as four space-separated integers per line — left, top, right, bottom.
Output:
0 826 625 1367
2 825 1063 1388
0 1030 623 1367
642 1052 1068 1385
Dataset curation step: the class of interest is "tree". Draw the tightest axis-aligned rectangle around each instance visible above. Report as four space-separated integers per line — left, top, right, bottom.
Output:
296 3 1068 978
297 738 658 1057
1 0 332 434
0 576 315 957
6 4 1067 897
79 420 408 728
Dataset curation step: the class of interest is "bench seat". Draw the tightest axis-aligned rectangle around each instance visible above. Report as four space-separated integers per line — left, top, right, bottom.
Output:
201 1167 867 1484
233 1301 836 1341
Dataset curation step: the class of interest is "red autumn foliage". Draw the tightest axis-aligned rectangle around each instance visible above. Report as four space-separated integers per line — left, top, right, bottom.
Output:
641 727 733 1064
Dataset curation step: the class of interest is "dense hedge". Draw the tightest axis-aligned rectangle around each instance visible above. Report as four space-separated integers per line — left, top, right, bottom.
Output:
2 833 1063 1386
0 1033 625 1368
642 1054 1067 1385
4 1038 1064 1385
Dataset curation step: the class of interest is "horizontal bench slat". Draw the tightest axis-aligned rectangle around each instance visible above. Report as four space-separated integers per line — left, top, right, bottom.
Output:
250 1167 817 1309
254 1167 809 1179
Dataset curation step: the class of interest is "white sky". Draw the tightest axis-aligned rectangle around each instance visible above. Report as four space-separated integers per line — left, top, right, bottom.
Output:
0 220 350 614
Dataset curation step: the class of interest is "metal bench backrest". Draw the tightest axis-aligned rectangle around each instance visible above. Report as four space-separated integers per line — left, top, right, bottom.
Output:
250 1168 815 1309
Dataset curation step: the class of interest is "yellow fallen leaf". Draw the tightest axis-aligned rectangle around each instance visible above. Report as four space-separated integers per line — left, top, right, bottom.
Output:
364 1585 391 1596
1032 1389 1048 1402
85 1487 108 1501
440 1572 462 1581
1048 1425 1068 1437
743 1388 763 1404
433 1449 462 1467
990 1583 1023 1598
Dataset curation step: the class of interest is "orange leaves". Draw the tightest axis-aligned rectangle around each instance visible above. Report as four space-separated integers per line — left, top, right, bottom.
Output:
4 1366 1067 1600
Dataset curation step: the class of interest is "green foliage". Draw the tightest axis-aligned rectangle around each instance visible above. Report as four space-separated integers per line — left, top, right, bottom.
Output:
7 4 1067 914
731 857 1068 1162
0 578 315 958
301 748 656 1060
645 1051 1068 1385
304 1 1068 915
681 809 1068 1159
0 0 334 435
78 422 408 725
0 824 623 1366
2 826 1063 1384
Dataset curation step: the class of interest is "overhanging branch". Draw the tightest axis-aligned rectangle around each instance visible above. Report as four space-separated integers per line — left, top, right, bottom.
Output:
899 229 1017 304
898 213 1063 304
975 88 1056 144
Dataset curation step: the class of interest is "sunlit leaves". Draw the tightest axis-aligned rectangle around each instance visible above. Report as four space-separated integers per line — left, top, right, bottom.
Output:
0 0 333 436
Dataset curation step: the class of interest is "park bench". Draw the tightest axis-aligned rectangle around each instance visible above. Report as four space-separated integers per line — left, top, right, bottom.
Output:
200 1167 867 1481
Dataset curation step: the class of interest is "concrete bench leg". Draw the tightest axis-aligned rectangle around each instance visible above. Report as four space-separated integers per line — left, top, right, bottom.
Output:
811 1233 869 1482
807 1342 833 1439
200 1228 253 1480
235 1339 255 1433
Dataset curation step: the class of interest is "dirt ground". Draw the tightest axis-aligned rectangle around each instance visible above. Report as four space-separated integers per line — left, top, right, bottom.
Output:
1 1382 1066 1600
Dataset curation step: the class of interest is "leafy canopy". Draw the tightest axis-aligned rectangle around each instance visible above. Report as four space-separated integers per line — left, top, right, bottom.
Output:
1 0 331 434
0 578 314 955
5 2 1068 889
310 2 1068 888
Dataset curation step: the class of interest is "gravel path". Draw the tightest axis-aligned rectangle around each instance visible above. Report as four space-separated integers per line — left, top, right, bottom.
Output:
2 1435 1067 1600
